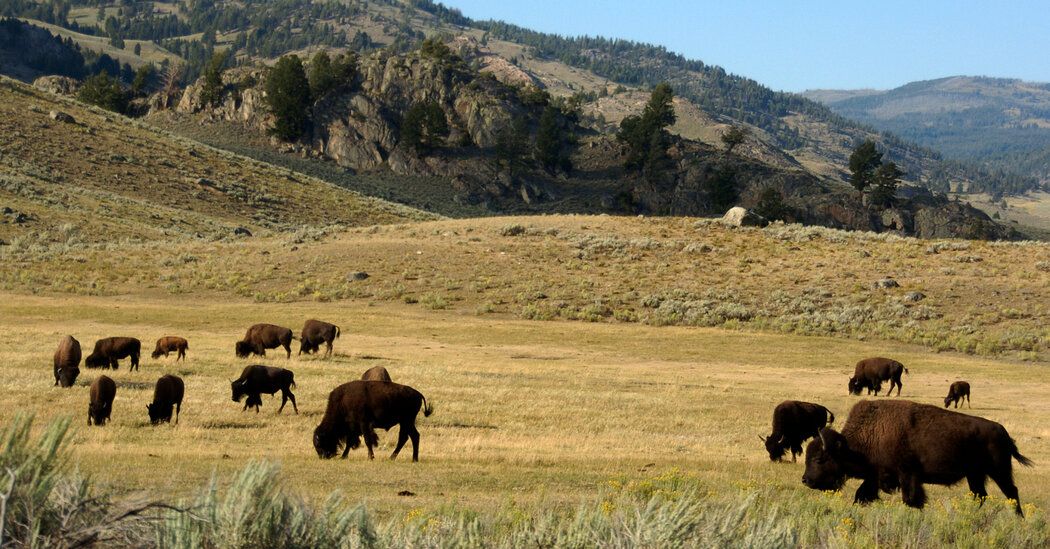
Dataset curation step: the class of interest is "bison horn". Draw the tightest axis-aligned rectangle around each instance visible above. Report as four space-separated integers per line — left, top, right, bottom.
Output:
818 428 828 449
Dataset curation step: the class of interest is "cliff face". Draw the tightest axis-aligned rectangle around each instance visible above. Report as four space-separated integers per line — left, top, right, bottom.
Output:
165 50 1013 240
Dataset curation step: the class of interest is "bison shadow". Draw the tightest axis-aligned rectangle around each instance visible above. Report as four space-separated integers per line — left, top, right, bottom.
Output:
200 421 265 430
432 421 498 430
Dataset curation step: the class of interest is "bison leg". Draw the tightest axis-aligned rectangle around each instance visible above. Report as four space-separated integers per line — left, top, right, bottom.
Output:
175 402 181 424
409 425 421 462
325 340 333 358
966 394 971 409
341 439 352 459
278 389 297 414
967 474 988 503
853 477 880 504
989 471 1024 516
391 427 409 460
284 343 291 359
900 474 926 509
287 390 297 414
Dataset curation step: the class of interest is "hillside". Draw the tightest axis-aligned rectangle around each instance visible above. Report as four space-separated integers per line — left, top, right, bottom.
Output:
0 77 432 247
804 76 1050 188
0 1 1036 199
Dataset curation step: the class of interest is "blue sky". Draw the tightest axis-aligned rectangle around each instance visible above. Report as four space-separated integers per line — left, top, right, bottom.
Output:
444 0 1050 92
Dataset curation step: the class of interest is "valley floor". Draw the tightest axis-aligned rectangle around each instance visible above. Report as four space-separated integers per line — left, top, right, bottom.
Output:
2 293 1047 521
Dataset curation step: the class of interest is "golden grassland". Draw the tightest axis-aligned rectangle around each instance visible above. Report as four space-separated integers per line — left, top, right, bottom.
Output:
0 288 1048 545
0 78 434 245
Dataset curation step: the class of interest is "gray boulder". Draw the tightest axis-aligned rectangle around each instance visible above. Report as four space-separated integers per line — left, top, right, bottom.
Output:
721 207 766 227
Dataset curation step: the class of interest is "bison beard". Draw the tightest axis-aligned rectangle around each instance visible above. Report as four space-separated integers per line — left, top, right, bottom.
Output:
802 400 1033 516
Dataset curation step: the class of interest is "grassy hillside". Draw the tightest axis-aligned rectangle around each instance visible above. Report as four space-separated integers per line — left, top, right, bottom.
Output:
0 77 433 247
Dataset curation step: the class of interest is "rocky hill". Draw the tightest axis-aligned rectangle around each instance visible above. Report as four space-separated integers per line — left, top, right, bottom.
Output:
804 76 1050 189
0 77 431 248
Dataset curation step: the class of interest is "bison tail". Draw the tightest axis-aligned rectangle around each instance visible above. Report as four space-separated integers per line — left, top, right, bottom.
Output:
904 367 910 375
827 409 835 425
336 326 341 339
422 396 434 417
1014 447 1035 468
289 372 296 389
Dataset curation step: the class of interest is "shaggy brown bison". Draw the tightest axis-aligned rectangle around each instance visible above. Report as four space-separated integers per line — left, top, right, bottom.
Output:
85 337 141 371
762 401 834 462
802 400 1033 516
360 365 392 382
848 357 908 396
236 324 294 359
88 375 116 426
147 374 184 425
299 319 340 357
944 381 971 409
151 336 188 361
313 381 433 462
231 365 298 414
53 335 81 387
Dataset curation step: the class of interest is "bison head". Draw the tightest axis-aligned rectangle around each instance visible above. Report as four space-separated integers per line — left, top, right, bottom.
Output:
151 349 163 359
231 380 247 402
943 395 953 408
146 403 168 425
763 434 788 462
84 353 105 368
313 425 340 459
235 341 252 358
56 366 79 388
802 428 850 491
847 376 862 395
88 402 108 425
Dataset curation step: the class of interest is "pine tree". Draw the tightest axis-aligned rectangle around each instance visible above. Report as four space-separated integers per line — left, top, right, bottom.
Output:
401 101 449 154
308 50 334 98
78 71 128 114
199 51 227 108
720 125 749 154
131 64 156 96
848 140 883 193
534 105 568 172
265 55 312 141
495 116 529 176
870 161 904 208
618 82 675 172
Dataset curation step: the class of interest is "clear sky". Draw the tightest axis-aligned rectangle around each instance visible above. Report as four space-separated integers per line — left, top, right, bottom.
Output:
444 0 1050 92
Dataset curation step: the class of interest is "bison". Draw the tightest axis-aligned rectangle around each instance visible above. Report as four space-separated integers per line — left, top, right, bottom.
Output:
53 335 81 387
802 399 1033 516
235 324 294 359
848 357 908 397
299 319 340 358
147 374 184 425
313 381 433 462
151 336 188 361
762 401 835 462
944 381 971 409
88 375 116 426
360 365 392 382
85 337 141 371
231 365 298 414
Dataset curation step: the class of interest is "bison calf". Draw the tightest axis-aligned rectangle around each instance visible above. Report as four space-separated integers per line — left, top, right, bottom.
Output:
313 381 433 462
53 335 81 388
802 399 1033 516
85 337 141 371
762 400 834 462
231 365 297 414
299 319 340 358
360 365 392 382
151 336 188 361
236 324 294 359
147 374 184 425
944 381 971 409
88 375 116 426
848 357 908 397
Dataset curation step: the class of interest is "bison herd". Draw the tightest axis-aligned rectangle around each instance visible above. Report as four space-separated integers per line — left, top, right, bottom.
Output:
48 319 433 463
765 356 1033 516
47 328 1035 517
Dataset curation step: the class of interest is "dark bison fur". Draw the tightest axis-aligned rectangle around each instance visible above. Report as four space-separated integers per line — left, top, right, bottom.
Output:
944 381 971 409
848 357 908 396
803 399 1033 516
763 400 834 462
148 374 184 425
313 381 433 462
231 365 297 414
88 375 116 426
85 337 141 371
53 335 81 387
152 336 188 361
360 365 392 382
236 324 293 359
299 319 340 357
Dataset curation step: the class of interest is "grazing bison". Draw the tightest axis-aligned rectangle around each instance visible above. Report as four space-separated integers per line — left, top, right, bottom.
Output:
848 357 908 397
231 365 298 414
360 365 392 382
313 381 433 462
88 375 116 426
53 335 81 387
85 337 141 371
944 381 971 409
802 400 1033 516
147 374 184 425
762 400 835 462
235 324 294 359
299 319 340 357
151 336 188 361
